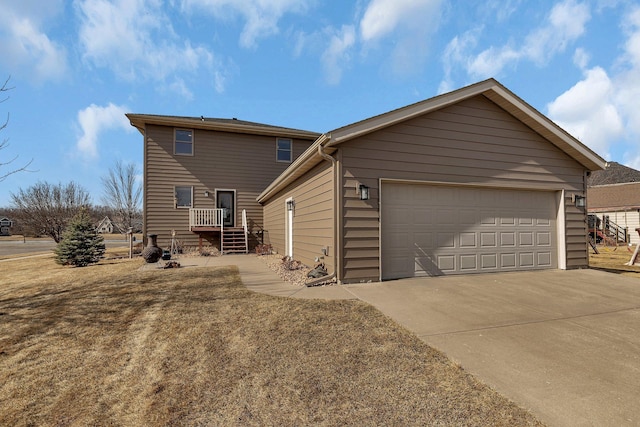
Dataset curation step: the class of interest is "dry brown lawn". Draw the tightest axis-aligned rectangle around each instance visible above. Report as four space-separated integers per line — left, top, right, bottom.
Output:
589 245 640 278
0 254 543 426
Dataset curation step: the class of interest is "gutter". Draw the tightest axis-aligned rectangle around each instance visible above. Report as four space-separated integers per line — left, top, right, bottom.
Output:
317 141 341 285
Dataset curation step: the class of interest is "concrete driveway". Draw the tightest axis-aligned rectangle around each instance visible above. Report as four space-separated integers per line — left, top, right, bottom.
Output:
345 269 640 427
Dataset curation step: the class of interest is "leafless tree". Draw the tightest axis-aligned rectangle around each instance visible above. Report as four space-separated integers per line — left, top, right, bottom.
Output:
1 76 33 182
101 160 142 233
10 181 91 243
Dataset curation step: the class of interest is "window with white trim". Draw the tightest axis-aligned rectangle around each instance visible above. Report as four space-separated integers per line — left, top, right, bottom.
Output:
276 138 292 163
175 186 193 208
175 129 193 155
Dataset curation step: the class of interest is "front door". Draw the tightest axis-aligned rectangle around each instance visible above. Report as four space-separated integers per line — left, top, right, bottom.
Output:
216 190 235 227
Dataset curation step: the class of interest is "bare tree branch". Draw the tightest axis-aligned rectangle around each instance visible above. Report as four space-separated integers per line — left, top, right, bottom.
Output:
1 76 35 182
101 160 142 233
10 181 92 243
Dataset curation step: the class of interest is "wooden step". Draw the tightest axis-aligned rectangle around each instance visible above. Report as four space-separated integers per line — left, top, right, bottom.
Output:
222 229 247 254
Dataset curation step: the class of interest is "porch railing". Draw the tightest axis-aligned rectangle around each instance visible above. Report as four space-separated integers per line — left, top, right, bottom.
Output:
189 208 225 230
242 209 248 254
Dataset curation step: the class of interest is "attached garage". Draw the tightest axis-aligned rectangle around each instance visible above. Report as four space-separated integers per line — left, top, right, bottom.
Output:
258 78 607 284
381 183 558 279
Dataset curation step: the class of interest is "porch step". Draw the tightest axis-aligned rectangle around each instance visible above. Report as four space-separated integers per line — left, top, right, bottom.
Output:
222 228 248 254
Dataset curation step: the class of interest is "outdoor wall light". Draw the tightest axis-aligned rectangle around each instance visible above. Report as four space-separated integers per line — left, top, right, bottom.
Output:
359 184 370 201
286 199 295 211
574 195 586 208
204 190 210 197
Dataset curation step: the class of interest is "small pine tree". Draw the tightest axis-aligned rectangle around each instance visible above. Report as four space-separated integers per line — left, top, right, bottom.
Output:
54 209 106 267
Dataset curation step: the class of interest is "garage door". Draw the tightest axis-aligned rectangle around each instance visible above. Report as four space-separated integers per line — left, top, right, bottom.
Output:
381 183 557 279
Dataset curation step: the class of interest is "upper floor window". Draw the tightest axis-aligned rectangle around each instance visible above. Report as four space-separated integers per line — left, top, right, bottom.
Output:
175 186 193 208
277 138 292 163
175 129 193 155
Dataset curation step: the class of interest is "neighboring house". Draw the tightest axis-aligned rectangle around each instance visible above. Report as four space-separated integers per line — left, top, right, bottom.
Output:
588 161 640 186
588 183 640 245
0 217 13 236
96 216 118 234
257 79 606 283
126 114 320 252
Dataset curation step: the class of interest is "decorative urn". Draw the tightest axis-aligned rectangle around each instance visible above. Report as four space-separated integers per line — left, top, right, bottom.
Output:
141 234 163 263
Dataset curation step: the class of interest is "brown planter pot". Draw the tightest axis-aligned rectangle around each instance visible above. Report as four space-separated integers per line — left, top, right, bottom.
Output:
141 234 163 263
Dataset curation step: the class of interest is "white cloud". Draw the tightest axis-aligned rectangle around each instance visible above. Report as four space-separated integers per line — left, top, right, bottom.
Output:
182 0 311 49
359 0 441 41
359 0 444 75
573 47 590 69
167 78 194 101
320 25 356 85
616 6 640 138
622 7 640 67
547 67 623 159
523 0 590 65
76 103 132 159
76 0 221 92
445 0 591 81
547 4 640 166
478 0 523 22
468 45 520 78
0 2 68 83
439 28 482 93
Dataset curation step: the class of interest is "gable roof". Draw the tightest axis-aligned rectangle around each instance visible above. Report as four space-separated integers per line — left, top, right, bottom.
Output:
126 114 320 140
258 78 607 203
588 161 640 187
588 182 640 211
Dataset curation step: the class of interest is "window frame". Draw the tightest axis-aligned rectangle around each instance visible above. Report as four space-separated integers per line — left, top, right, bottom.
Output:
174 185 193 209
174 128 194 156
276 137 293 163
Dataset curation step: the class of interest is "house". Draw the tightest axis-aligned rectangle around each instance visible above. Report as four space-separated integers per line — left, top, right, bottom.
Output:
257 79 606 283
588 182 640 245
126 114 320 252
588 161 640 186
0 217 13 236
130 79 606 282
96 216 118 234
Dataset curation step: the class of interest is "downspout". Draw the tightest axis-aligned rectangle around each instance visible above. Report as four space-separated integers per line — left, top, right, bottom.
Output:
316 140 340 285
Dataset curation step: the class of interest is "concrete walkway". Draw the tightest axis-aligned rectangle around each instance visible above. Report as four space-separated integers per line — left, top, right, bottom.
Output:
141 255 640 427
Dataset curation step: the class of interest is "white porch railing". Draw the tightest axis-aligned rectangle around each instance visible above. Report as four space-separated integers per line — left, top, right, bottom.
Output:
189 208 225 230
190 208 249 254
242 209 248 254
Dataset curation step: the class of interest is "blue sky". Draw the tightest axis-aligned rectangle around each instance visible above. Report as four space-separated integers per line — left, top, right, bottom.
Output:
1 0 639 208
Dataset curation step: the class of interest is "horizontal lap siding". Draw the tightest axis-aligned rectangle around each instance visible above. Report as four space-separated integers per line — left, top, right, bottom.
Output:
262 162 334 272
565 196 588 268
340 95 587 282
145 124 312 249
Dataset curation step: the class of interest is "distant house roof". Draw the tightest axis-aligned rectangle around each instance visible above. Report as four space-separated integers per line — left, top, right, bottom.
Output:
588 182 640 211
126 114 321 140
258 78 607 203
588 161 640 187
96 216 119 232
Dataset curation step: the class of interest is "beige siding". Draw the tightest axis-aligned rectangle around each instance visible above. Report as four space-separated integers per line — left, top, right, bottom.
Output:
262 161 335 273
564 194 589 268
144 124 313 249
340 95 587 282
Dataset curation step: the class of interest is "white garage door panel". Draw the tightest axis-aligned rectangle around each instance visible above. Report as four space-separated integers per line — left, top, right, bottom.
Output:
381 183 557 279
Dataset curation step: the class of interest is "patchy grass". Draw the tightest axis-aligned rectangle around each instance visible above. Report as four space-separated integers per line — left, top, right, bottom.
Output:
589 245 640 277
0 256 543 426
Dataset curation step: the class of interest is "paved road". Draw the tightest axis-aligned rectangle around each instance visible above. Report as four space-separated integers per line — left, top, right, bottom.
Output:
0 239 132 257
